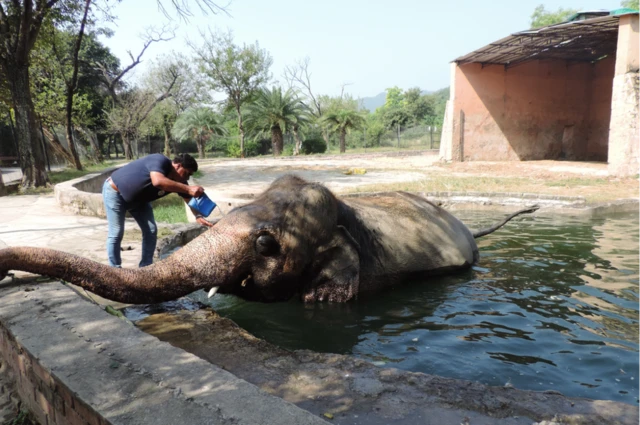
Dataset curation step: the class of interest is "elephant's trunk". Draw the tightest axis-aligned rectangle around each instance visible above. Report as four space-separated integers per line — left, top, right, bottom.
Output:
0 228 250 304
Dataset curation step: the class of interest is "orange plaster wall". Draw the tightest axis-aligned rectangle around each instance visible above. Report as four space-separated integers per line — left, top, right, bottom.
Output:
587 57 616 159
454 58 614 161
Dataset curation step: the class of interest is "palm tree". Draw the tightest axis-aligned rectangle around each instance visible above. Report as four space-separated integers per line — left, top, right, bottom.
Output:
321 109 366 153
172 107 227 159
291 105 313 155
244 87 310 156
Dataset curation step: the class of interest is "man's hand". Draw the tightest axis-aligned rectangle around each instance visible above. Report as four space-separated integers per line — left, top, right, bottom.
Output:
187 185 205 198
196 216 214 227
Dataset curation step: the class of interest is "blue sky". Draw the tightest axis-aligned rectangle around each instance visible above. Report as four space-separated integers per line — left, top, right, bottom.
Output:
99 0 626 99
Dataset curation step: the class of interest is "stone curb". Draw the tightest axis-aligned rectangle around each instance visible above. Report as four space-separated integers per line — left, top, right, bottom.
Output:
54 167 119 218
0 281 329 425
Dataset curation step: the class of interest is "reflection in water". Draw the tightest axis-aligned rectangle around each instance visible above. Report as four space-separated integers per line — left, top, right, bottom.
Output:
133 211 639 404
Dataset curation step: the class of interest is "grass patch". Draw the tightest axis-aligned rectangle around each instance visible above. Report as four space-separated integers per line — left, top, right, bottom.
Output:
151 194 188 224
123 226 175 242
47 160 126 185
348 175 533 194
12 160 126 195
545 178 610 187
345 174 636 203
5 410 37 425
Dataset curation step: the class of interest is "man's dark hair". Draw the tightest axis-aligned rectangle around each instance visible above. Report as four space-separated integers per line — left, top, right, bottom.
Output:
173 153 198 172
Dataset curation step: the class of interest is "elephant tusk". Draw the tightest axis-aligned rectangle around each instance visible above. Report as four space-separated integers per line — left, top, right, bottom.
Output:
207 286 219 298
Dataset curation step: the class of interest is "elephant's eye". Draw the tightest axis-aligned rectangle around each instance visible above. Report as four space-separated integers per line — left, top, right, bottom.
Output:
256 234 280 257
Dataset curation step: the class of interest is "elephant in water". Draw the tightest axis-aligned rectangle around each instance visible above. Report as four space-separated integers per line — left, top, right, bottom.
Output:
0 175 538 304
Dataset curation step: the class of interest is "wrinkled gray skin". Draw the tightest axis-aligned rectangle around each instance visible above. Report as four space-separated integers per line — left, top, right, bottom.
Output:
0 175 538 304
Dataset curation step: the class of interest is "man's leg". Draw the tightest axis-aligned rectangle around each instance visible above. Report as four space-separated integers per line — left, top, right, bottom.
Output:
102 180 126 267
129 202 157 267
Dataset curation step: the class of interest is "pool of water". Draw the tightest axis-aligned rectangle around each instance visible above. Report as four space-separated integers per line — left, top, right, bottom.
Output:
137 210 639 404
194 211 640 403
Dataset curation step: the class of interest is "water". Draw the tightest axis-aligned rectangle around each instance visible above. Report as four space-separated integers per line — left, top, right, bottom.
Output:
150 211 640 404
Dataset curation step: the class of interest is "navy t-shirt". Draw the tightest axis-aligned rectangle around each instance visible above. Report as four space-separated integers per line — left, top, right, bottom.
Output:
111 154 188 203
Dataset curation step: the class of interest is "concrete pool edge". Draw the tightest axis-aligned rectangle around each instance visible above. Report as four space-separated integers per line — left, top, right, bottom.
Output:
0 281 330 425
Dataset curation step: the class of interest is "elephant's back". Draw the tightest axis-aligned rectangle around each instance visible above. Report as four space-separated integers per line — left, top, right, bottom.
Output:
341 192 478 276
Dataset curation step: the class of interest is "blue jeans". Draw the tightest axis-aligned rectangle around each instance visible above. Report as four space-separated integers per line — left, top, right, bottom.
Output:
102 180 157 268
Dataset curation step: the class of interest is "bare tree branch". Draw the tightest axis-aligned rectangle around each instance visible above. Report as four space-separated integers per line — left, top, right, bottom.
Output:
98 25 175 105
156 0 231 22
283 57 323 117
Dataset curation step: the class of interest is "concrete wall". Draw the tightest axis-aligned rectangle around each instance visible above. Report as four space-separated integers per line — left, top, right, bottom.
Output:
54 168 117 218
0 283 329 425
451 58 615 161
608 14 640 177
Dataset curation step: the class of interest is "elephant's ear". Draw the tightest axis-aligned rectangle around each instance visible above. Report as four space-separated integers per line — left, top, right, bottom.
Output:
302 225 360 303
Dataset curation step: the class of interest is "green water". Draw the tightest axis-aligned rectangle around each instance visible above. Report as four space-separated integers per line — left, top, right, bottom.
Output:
187 211 639 404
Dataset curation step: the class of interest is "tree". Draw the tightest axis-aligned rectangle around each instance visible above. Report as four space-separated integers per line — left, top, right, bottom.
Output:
621 0 639 9
243 87 309 156
530 5 578 28
191 29 273 158
100 27 183 159
141 53 205 156
33 6 103 168
283 57 330 148
172 107 226 159
0 0 60 189
0 0 226 189
321 109 366 154
384 86 404 109
403 87 434 126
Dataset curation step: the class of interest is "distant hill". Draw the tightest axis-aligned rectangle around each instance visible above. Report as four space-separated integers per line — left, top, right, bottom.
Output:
359 92 387 112
359 89 438 112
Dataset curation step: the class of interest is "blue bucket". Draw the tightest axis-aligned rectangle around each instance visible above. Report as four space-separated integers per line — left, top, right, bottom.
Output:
188 193 216 217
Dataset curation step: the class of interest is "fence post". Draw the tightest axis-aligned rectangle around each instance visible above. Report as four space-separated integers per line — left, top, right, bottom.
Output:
429 126 433 149
363 127 367 153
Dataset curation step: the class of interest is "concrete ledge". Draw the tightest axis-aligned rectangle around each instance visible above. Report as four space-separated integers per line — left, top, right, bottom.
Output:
54 168 118 218
155 223 208 258
0 281 329 425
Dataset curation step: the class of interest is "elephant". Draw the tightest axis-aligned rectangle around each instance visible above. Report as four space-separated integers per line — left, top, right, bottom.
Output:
0 174 539 304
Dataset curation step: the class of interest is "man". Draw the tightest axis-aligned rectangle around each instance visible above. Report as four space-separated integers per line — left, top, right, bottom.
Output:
102 153 214 268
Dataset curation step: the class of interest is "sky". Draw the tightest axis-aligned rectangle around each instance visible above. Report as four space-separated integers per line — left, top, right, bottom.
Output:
98 0 626 99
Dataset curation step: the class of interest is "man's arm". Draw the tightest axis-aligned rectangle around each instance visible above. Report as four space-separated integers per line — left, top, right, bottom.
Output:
184 198 214 228
150 171 204 198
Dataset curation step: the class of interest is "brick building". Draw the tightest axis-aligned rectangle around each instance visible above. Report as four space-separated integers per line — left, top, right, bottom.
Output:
440 10 639 176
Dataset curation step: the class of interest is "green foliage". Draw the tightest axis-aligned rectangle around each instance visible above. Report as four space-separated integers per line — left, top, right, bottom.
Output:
300 137 327 154
423 87 449 127
5 409 35 425
30 29 117 130
47 160 125 184
319 94 359 114
621 0 639 9
173 107 227 157
282 144 294 156
381 105 410 129
226 139 260 157
243 86 311 155
321 108 366 153
173 107 226 141
192 29 273 156
322 109 366 134
530 5 578 28
403 87 435 126
151 194 188 224
363 115 386 147
384 86 404 109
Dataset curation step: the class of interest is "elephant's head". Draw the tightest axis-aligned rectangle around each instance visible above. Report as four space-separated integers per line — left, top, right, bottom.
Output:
0 175 361 304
